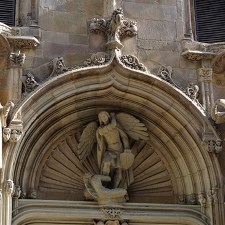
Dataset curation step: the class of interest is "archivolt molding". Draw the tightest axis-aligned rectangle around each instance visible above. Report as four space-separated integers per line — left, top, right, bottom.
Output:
12 200 209 225
3 58 222 199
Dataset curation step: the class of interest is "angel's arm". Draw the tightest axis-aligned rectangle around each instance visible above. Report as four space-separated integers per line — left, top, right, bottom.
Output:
118 128 130 150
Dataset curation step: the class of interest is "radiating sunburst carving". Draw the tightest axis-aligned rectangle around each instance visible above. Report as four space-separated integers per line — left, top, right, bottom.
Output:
38 132 174 203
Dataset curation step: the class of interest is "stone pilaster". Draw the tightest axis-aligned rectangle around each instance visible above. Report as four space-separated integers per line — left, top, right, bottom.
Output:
2 179 14 225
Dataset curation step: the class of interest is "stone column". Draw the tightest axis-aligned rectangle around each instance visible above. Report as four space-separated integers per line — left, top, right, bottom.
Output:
197 60 214 115
8 52 26 101
2 179 14 225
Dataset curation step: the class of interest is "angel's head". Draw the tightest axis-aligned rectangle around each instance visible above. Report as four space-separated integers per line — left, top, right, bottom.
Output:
98 111 110 125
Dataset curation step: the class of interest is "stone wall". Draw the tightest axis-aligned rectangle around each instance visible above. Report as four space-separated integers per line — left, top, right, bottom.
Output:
19 0 198 88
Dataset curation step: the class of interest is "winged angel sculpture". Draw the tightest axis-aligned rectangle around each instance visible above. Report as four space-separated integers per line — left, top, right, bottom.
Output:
77 111 148 203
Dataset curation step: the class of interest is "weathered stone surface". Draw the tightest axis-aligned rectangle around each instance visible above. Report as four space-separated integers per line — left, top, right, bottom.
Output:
138 49 181 68
42 31 70 44
39 9 87 34
138 20 176 41
123 0 177 5
124 2 177 21
138 40 180 52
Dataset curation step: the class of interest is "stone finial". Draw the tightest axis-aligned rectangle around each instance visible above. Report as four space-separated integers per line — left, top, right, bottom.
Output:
90 8 137 50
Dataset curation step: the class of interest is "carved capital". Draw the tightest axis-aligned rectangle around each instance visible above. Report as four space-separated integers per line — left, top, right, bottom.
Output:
198 193 207 208
202 136 222 153
3 119 23 143
9 51 26 67
13 185 21 198
197 68 212 81
4 179 15 196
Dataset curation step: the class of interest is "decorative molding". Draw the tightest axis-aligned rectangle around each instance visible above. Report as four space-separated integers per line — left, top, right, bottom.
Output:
101 208 122 219
73 52 111 70
157 66 202 109
202 131 222 153
186 83 199 101
182 50 215 61
119 55 146 72
94 220 128 225
21 72 39 94
89 8 137 50
157 65 173 83
7 36 39 49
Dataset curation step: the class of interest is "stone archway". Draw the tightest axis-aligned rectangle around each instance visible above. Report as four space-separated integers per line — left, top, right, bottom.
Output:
2 57 224 225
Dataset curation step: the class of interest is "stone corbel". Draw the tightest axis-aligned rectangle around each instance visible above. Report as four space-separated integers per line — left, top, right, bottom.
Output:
3 119 23 143
202 131 222 153
1 104 23 143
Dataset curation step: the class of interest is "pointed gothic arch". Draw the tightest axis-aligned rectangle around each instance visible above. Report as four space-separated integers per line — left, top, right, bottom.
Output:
3 56 224 225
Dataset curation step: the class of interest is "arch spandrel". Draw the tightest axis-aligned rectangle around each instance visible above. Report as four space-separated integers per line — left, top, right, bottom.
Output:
3 57 223 225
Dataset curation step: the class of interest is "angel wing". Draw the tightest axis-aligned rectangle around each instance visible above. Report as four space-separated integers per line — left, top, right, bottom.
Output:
115 112 148 141
77 121 98 161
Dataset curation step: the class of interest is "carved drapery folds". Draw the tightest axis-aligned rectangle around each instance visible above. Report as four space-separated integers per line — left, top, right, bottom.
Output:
90 8 137 50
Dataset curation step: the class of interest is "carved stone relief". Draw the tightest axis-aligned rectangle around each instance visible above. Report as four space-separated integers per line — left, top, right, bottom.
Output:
21 71 39 94
78 111 148 204
0 102 23 143
211 99 225 124
119 55 146 71
9 51 26 67
89 8 137 50
37 128 173 203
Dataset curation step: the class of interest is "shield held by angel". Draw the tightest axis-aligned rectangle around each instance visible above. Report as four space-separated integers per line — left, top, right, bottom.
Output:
77 111 149 190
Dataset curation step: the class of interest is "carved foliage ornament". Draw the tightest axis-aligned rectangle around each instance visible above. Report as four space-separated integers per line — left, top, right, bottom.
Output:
119 55 146 71
90 8 137 49
22 72 39 94
9 51 26 66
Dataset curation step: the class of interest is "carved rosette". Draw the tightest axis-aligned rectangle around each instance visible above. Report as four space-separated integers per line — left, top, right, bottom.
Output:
119 55 146 71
